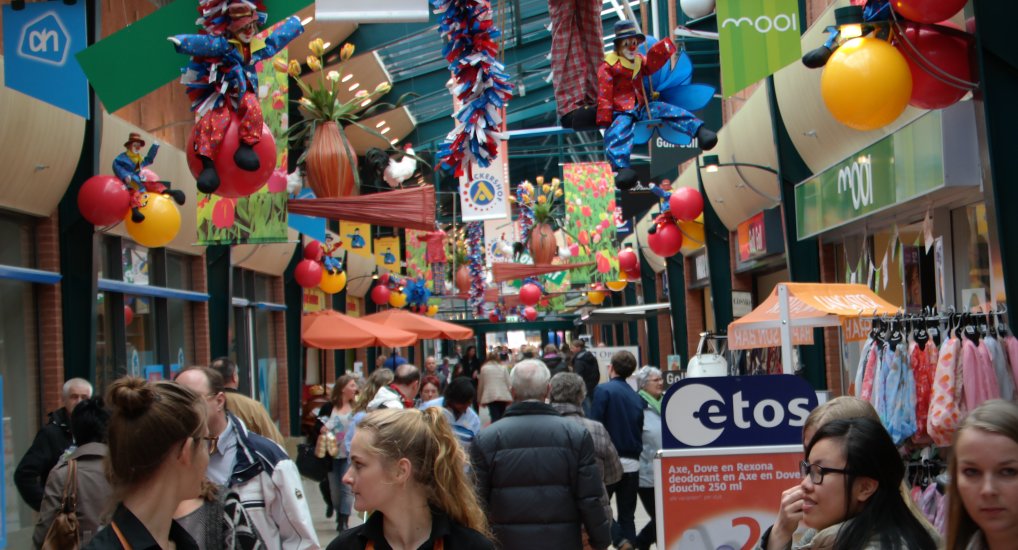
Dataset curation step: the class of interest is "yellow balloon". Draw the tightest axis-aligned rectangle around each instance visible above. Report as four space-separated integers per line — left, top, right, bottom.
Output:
678 219 705 255
821 37 912 131
605 280 628 292
319 270 347 294
427 304 439 317
587 290 606 305
124 193 181 248
389 292 407 308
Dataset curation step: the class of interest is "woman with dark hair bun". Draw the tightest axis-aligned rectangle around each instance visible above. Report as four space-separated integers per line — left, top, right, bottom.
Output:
83 377 213 550
795 417 937 549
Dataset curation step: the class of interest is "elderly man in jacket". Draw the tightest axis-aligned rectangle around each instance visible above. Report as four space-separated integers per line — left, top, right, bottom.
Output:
471 360 611 550
15 378 92 511
176 367 319 550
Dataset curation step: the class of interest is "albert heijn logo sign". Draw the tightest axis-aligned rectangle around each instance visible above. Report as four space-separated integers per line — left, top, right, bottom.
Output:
2 1 89 118
662 375 818 449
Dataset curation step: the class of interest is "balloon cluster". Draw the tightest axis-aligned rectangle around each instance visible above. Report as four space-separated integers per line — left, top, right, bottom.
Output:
815 0 973 131
77 171 182 248
402 277 433 314
295 241 347 294
466 222 486 316
647 187 704 258
617 246 642 283
431 0 513 176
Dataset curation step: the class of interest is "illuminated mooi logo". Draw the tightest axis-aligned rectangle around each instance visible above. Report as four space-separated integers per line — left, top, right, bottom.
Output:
720 14 799 34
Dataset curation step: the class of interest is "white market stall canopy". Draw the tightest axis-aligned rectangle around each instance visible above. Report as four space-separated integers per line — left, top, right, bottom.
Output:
584 303 670 323
728 283 900 374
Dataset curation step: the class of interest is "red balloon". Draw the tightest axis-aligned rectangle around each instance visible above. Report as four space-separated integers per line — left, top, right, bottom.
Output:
648 223 683 257
522 306 538 322
304 241 323 261
898 23 972 110
78 175 131 226
370 284 391 306
624 265 642 282
294 259 323 288
379 273 390 285
892 0 966 25
124 305 134 326
186 115 276 198
618 248 638 272
519 283 542 306
488 310 500 323
669 187 704 222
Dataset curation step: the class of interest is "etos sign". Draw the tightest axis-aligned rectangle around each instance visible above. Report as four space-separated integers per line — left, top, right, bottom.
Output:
662 375 818 449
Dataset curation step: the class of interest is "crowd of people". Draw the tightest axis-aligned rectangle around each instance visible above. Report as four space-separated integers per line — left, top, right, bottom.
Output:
15 344 1018 550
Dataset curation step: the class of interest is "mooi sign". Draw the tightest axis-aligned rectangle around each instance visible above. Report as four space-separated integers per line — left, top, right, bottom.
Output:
716 0 802 97
662 374 818 448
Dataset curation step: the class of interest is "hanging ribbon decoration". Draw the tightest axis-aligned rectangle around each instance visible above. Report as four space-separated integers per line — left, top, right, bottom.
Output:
431 0 513 176
516 180 535 245
466 221 485 316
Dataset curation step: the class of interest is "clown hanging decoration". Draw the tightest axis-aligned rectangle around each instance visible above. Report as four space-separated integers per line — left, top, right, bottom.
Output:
113 133 186 222
598 20 717 190
169 1 303 196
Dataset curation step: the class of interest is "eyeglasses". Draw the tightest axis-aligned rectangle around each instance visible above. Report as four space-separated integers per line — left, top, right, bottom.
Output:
800 460 850 485
195 435 219 456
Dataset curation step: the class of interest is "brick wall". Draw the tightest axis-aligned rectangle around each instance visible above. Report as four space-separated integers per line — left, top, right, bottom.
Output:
271 277 291 436
191 254 211 366
819 243 844 395
37 213 64 414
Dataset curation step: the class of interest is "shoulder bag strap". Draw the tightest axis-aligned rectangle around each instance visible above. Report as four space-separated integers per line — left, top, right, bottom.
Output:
110 521 133 550
61 459 78 512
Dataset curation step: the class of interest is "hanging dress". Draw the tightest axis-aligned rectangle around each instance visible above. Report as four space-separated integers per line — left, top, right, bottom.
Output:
912 340 935 440
963 338 1000 410
881 342 917 445
984 336 1015 400
927 337 962 447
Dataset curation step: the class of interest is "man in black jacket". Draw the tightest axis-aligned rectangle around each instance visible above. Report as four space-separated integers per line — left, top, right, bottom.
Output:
570 339 601 415
471 360 611 550
15 377 92 510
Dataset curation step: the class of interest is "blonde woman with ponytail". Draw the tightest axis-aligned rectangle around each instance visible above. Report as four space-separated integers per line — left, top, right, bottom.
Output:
327 408 493 550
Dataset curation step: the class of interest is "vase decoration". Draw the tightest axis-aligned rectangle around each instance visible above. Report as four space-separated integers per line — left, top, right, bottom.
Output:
284 40 412 198
528 222 557 264
305 121 358 198
514 176 566 264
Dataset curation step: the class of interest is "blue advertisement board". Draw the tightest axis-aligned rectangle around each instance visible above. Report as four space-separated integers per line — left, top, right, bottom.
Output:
662 374 818 449
2 1 89 118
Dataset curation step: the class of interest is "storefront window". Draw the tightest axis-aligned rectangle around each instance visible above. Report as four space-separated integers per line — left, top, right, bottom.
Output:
166 252 192 290
255 308 278 418
95 292 117 391
952 204 992 312
122 242 150 285
0 278 39 537
168 298 195 376
126 296 159 379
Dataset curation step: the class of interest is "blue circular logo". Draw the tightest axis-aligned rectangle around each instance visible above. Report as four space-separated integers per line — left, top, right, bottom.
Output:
469 178 497 206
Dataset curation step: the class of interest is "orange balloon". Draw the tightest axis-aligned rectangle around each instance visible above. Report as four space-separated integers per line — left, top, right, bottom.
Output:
678 219 705 255
124 193 181 248
821 37 912 131
588 290 607 305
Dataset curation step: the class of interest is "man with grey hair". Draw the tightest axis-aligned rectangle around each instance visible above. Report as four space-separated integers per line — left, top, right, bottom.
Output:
471 360 611 550
15 378 92 510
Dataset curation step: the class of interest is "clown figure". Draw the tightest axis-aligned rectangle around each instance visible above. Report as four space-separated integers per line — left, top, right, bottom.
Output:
168 1 303 194
113 133 186 222
598 21 717 190
420 226 449 295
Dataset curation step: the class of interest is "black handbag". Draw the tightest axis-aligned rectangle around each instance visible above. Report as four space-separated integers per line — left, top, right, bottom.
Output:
296 442 331 482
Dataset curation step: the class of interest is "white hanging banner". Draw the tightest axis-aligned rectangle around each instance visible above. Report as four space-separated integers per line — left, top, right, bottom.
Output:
459 141 510 221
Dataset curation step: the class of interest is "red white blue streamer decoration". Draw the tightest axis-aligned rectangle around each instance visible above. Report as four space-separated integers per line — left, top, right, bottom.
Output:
431 0 513 176
466 221 485 316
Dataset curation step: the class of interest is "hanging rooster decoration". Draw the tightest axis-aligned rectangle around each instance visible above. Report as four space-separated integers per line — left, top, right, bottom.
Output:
365 143 420 188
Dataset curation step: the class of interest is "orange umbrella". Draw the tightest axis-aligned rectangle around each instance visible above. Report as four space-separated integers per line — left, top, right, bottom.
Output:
361 309 474 340
302 309 418 349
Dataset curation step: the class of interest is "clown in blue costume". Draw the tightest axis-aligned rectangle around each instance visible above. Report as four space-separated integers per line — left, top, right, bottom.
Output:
597 20 716 190
168 1 303 194
113 133 186 222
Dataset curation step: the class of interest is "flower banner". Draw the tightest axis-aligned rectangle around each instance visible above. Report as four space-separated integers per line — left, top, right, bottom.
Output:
196 34 288 245
563 162 620 284
405 230 430 285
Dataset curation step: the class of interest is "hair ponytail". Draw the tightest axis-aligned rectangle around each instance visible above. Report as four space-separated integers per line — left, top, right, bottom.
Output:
420 407 489 536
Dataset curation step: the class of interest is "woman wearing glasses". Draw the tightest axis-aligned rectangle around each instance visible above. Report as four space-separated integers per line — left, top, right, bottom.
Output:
945 399 1018 550
84 377 213 549
794 417 937 549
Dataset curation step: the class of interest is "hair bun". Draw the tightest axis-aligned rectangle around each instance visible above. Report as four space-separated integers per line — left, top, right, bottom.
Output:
107 377 156 418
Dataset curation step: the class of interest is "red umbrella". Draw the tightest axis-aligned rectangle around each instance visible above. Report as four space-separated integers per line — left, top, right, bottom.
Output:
302 309 418 349
361 309 474 340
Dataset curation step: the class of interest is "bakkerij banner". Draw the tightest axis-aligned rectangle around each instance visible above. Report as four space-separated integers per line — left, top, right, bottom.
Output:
716 0 802 97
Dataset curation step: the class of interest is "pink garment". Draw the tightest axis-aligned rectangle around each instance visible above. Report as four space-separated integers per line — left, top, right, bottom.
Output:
962 339 1000 410
928 338 961 447
1006 335 1018 391
420 230 448 264
977 340 1002 403
860 344 879 402
912 343 935 439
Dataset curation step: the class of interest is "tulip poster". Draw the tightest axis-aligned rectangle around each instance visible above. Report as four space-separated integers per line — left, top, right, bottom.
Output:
405 230 430 285
196 29 289 246
563 162 620 284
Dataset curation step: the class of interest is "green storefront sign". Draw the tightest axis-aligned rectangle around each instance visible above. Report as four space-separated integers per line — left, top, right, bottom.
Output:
795 110 955 240
717 0 803 98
